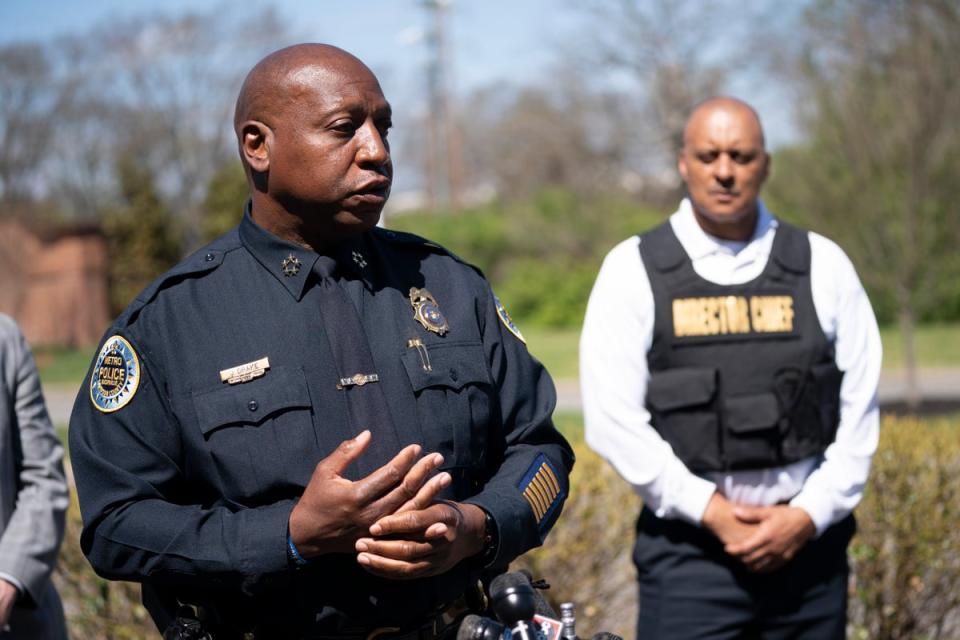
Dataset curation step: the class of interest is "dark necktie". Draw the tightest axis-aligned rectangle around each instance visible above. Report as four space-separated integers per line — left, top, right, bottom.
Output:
313 255 401 479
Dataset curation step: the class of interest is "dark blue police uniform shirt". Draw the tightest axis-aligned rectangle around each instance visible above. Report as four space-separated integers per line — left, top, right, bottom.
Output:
69 206 573 629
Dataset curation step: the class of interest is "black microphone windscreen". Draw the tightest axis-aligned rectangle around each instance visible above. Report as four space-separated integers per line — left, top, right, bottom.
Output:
590 633 624 640
490 571 531 595
489 571 536 625
456 615 484 640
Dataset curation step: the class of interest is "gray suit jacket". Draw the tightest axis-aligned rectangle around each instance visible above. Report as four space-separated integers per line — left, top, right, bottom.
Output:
0 314 68 639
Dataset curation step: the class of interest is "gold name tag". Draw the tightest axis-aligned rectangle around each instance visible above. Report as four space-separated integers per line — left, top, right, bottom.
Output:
220 357 270 384
672 295 794 337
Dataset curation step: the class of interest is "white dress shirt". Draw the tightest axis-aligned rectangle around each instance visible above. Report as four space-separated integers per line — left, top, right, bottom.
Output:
580 199 881 535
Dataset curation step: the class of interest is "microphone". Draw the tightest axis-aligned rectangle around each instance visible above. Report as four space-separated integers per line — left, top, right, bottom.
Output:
590 633 624 640
456 614 506 640
489 572 537 640
489 572 565 640
489 572 536 623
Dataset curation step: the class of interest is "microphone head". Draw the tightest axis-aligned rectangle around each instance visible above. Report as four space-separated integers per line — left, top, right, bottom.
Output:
457 614 506 640
489 572 537 625
590 633 624 640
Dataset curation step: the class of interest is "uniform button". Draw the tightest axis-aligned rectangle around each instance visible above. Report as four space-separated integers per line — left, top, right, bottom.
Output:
449 368 458 382
204 252 215 262
247 399 259 412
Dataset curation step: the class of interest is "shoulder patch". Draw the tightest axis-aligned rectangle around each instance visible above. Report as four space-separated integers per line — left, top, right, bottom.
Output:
90 336 141 413
494 295 525 344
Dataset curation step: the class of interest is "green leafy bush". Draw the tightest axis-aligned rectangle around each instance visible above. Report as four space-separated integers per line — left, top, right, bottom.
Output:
390 190 666 329
54 491 155 638
848 416 960 639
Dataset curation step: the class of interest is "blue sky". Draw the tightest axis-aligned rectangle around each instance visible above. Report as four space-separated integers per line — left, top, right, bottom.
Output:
1 0 799 200
0 1 574 97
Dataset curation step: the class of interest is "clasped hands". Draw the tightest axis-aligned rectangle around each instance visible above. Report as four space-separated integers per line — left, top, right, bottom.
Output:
288 430 486 580
702 492 816 574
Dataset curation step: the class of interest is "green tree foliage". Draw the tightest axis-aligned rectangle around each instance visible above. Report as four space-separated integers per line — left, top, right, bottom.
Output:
390 189 666 328
200 159 249 245
102 154 182 315
764 0 960 405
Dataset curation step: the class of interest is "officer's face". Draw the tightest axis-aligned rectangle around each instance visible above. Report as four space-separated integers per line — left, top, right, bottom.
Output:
267 60 393 236
678 104 769 239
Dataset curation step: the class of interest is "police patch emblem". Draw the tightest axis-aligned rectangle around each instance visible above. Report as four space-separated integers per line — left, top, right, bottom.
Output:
494 295 525 344
90 336 141 413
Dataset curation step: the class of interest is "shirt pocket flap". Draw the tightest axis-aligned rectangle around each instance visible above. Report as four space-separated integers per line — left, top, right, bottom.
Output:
193 366 312 435
647 367 717 411
725 393 781 433
401 342 491 392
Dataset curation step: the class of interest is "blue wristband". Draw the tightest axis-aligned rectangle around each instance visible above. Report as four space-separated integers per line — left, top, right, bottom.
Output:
287 534 309 566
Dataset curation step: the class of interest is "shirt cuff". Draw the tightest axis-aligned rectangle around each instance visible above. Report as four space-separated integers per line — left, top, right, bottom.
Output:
238 500 297 595
655 457 716 525
465 490 539 569
0 573 22 596
675 475 717 526
789 491 834 537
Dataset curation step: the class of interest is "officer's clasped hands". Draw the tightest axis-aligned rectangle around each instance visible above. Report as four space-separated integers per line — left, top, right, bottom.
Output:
288 430 452 561
356 497 486 579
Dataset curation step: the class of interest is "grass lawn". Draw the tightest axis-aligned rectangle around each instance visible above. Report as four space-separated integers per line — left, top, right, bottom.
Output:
879 323 960 369
34 346 94 387
525 322 960 380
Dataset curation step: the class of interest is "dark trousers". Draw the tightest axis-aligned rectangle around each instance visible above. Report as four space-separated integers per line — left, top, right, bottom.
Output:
633 507 856 640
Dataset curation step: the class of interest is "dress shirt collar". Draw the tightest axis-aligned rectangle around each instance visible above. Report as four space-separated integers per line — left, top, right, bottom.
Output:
238 202 378 300
671 197 778 261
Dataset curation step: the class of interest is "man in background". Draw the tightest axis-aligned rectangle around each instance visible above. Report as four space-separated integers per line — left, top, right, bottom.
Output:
0 313 69 639
581 97 881 638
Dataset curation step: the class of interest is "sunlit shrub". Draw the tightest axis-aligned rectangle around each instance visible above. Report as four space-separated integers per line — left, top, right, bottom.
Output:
848 415 960 639
518 414 960 640
53 414 959 638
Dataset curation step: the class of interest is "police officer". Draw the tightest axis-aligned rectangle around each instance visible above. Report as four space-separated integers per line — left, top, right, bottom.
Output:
70 43 573 639
581 97 881 638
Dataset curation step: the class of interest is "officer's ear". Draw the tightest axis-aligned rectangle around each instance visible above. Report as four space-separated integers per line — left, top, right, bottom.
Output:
240 120 272 173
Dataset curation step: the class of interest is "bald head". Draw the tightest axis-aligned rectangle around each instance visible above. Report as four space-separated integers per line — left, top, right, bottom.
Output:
234 43 377 134
683 97 766 152
677 96 770 241
234 43 393 251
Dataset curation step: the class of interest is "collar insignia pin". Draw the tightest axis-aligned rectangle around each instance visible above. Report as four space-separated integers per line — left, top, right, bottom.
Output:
409 287 449 336
352 251 367 269
281 254 301 277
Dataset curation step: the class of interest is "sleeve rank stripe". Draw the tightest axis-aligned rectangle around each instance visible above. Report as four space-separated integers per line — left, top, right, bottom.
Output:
532 468 556 505
540 463 561 496
529 482 550 519
534 465 559 503
523 488 546 520
524 483 548 517
531 472 556 507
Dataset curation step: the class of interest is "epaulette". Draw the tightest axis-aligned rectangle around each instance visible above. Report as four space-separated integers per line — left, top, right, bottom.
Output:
116 230 241 326
372 227 473 266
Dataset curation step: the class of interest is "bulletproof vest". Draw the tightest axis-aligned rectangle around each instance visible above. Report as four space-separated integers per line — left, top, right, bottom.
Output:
638 220 843 473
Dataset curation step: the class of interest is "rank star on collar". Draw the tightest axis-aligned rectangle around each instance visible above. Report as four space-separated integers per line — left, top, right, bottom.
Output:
281 254 301 277
352 251 367 269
